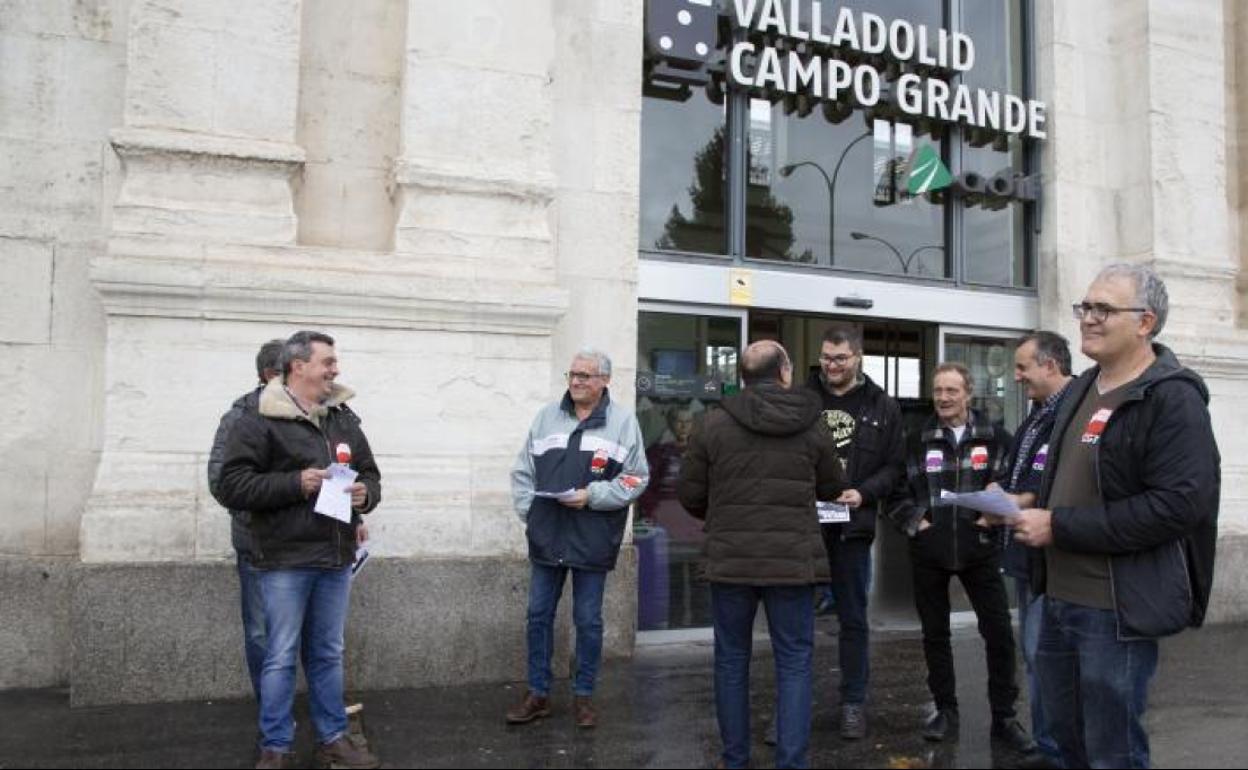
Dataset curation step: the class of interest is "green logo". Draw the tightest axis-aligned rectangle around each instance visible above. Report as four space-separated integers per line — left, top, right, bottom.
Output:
907 145 953 196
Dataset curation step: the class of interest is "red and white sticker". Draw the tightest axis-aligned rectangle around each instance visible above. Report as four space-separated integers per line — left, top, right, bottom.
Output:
1081 408 1113 445
335 442 351 464
590 448 609 475
970 446 989 471
619 474 643 490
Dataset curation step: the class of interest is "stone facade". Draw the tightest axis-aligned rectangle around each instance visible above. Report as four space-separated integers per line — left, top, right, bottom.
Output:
2 0 1247 700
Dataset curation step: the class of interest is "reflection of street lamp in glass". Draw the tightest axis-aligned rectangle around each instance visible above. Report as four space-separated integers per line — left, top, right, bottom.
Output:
850 231 944 275
778 131 871 266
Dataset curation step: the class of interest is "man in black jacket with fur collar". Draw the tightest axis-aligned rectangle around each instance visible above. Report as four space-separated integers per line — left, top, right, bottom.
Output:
219 331 381 770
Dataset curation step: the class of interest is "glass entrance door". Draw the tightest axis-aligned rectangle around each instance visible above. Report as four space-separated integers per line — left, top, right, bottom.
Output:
635 306 745 632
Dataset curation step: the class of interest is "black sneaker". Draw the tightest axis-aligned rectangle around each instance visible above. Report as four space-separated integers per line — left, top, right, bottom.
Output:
922 708 959 742
840 704 866 740
991 718 1038 754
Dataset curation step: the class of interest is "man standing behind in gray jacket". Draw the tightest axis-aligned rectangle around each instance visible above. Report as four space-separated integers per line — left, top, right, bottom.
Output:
678 341 846 770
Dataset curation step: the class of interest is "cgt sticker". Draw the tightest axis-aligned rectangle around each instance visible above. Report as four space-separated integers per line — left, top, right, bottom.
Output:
970 446 989 471
1082 408 1113 445
591 448 609 475
619 474 644 490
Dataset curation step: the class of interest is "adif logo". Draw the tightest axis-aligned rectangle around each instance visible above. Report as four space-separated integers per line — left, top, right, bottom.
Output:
647 0 717 68
907 145 953 196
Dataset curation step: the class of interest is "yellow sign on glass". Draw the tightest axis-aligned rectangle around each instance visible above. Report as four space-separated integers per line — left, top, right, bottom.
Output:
729 269 753 306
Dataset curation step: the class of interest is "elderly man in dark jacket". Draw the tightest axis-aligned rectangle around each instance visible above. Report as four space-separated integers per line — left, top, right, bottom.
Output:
888 362 1033 753
218 331 381 770
1009 264 1220 769
678 340 846 770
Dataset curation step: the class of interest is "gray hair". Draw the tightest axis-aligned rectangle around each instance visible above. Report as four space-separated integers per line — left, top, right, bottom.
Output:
573 347 612 377
282 330 336 376
1096 263 1169 338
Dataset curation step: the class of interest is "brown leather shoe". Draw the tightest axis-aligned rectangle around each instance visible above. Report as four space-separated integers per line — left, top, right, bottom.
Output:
505 691 551 724
314 736 380 769
255 749 296 770
574 695 598 728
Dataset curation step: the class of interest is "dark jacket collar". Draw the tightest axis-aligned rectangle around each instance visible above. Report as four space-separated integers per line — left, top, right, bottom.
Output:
561 387 612 429
1066 342 1209 409
921 409 995 445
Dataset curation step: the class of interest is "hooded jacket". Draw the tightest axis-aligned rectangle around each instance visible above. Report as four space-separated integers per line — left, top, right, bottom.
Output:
677 382 846 585
511 389 650 572
805 371 906 542
1032 343 1220 639
217 378 382 569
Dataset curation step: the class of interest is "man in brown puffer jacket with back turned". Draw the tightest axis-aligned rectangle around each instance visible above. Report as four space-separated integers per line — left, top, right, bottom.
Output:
678 340 846 770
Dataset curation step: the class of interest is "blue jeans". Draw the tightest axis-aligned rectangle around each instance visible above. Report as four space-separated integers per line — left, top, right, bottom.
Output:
237 556 268 701
712 583 814 770
1015 578 1059 762
525 563 607 697
257 566 353 751
822 531 871 705
1036 596 1158 769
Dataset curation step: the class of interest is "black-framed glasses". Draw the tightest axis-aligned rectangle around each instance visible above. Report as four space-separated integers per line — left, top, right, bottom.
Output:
818 353 857 367
1071 302 1149 323
566 371 604 383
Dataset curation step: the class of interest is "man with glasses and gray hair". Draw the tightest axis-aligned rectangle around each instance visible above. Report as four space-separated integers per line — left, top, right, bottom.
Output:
506 348 650 729
1001 264 1220 768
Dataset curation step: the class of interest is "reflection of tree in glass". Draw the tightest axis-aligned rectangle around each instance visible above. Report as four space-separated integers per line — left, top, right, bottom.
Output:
656 127 796 260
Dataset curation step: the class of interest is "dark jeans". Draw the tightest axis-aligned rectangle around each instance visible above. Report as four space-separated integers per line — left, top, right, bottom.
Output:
911 556 1018 719
1015 578 1059 761
237 555 267 701
821 528 872 705
525 563 607 697
711 583 814 770
1036 596 1158 769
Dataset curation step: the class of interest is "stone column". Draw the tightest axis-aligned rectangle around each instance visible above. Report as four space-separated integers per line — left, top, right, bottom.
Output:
1037 0 1248 624
82 0 306 562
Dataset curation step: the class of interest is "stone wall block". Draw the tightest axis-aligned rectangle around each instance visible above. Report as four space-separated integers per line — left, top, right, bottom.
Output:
0 557 73 689
123 19 216 131
0 237 54 344
213 33 300 142
406 1 554 77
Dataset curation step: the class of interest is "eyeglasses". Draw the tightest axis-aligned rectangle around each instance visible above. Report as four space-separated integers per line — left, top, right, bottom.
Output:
566 371 604 383
819 353 857 367
1071 302 1149 323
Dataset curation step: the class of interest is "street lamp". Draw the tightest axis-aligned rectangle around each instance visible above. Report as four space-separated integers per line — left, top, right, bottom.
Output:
850 231 944 275
778 130 871 266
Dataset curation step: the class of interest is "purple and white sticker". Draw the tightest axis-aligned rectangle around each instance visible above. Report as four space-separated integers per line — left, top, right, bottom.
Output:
925 449 943 473
1032 443 1049 472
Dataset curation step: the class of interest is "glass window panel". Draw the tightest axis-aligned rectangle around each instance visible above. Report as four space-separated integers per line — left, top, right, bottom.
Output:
960 0 1032 287
943 334 1025 431
635 311 742 631
749 106 947 276
746 0 948 276
639 78 728 256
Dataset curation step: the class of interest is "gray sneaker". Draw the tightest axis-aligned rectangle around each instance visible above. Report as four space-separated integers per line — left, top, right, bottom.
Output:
840 704 867 740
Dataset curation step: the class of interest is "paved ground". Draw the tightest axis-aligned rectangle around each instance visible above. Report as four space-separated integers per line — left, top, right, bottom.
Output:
2 618 1246 768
